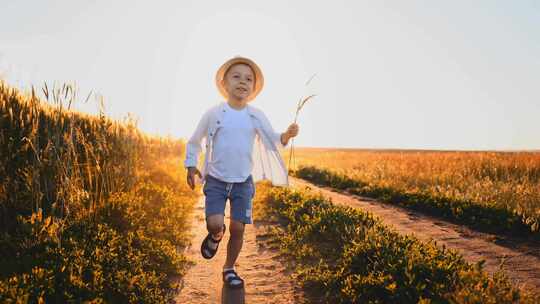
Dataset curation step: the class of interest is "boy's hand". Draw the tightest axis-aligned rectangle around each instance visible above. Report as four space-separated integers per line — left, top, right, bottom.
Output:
280 123 300 146
286 123 299 138
186 167 202 190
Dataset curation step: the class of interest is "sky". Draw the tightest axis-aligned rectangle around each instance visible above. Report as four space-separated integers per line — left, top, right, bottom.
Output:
1 0 539 150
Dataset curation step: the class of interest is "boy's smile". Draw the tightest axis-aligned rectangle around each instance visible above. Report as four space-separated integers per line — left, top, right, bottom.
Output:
222 63 255 103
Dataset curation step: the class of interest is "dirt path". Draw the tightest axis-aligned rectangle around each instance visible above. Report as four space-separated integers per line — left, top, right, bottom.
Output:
175 195 306 304
290 177 540 291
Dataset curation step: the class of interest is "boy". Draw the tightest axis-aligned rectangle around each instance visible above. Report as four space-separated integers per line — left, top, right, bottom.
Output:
184 56 299 289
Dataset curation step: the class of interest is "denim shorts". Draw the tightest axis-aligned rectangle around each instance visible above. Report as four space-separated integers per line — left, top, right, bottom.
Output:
203 174 255 224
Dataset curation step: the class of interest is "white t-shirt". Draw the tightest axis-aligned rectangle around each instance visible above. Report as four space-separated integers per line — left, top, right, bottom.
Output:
207 102 256 183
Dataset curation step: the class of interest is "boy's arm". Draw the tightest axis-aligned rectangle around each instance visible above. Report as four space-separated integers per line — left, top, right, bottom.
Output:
258 110 289 149
184 110 210 168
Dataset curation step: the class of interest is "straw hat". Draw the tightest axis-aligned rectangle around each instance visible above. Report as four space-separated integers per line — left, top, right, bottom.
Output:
215 56 264 102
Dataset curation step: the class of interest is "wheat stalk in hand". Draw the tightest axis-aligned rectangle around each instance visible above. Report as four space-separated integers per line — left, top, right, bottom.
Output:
288 74 317 173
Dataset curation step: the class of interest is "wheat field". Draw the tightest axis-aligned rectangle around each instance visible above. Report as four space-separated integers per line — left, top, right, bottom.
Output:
286 147 540 233
0 81 197 302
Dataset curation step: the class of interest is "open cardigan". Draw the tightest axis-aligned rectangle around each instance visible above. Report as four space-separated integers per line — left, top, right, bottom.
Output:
184 102 290 187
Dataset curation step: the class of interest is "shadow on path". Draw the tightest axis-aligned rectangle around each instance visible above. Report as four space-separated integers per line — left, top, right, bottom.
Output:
221 285 245 304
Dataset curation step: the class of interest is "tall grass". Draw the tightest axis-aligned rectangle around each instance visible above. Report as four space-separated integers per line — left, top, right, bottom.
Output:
287 148 540 234
1 81 139 228
0 81 196 302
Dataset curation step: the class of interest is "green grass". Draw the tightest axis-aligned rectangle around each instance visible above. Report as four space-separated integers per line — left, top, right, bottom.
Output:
253 182 539 303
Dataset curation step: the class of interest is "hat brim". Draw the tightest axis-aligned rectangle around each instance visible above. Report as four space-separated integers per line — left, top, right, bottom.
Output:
215 56 264 102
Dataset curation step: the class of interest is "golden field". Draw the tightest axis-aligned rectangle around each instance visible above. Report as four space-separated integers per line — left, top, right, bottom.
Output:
286 147 540 233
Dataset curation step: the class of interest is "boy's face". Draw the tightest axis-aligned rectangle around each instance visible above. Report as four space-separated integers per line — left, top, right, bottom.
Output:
222 63 255 101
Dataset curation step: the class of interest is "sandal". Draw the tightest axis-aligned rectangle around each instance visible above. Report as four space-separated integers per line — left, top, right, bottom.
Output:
201 223 226 259
222 269 244 289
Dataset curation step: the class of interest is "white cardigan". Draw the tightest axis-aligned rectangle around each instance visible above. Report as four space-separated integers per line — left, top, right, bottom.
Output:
184 102 290 187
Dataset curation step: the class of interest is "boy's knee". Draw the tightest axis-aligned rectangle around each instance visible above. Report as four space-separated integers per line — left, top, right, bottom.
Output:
206 216 224 234
229 221 245 237
207 223 223 235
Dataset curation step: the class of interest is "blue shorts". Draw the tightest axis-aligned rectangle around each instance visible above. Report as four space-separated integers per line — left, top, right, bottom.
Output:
203 174 255 224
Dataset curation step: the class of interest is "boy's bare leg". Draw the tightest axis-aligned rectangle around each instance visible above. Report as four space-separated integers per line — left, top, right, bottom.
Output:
223 219 245 269
206 214 225 250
